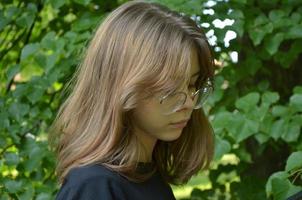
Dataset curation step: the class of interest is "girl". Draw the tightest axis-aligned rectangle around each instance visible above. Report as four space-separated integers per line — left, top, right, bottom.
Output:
50 0 215 199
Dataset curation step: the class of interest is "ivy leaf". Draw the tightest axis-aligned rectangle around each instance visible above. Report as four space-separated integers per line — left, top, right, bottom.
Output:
18 186 34 200
50 0 66 9
286 25 302 39
73 0 91 6
8 103 30 122
264 33 284 55
289 94 302 111
4 180 24 193
214 136 231 160
272 105 289 117
21 43 40 61
262 91 279 105
271 178 290 200
6 64 20 81
15 4 37 28
235 92 260 112
282 123 300 142
212 111 232 130
4 152 20 166
270 119 286 140
268 10 285 21
293 86 302 94
285 151 302 172
266 171 289 196
232 19 244 37
249 22 273 46
236 117 259 142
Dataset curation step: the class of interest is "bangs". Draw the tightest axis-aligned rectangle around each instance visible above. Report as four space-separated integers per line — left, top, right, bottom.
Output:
142 37 214 96
142 38 195 96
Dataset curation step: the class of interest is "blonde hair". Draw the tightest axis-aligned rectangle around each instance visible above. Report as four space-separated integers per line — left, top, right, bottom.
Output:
49 0 215 185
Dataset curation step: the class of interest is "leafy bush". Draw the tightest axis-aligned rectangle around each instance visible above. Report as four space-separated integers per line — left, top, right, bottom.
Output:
0 0 301 199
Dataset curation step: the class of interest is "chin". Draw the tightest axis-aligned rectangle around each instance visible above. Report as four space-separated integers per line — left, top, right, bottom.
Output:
159 129 183 141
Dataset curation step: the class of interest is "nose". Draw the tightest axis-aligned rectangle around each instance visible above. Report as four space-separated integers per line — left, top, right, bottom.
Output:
176 92 195 112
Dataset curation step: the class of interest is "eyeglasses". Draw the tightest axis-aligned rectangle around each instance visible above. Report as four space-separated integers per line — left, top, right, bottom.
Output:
158 79 213 115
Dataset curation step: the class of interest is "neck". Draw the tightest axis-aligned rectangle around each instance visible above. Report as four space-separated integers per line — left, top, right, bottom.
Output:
133 127 157 163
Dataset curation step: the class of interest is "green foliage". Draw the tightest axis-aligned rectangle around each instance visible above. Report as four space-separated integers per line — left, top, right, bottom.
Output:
0 0 118 198
1 0 301 199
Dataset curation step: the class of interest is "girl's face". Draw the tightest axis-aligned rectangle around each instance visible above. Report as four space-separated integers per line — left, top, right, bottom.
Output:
132 49 200 152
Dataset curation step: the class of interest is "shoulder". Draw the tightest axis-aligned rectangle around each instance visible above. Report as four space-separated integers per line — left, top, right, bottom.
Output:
67 164 123 184
55 164 126 200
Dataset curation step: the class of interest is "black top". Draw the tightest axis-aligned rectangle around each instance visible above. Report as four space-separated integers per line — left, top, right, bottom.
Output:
55 164 176 200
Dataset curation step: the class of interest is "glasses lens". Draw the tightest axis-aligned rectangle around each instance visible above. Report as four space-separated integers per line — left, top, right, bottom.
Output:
161 92 186 114
194 86 213 109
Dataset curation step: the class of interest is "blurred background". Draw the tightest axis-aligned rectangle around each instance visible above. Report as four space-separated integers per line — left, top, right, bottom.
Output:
0 0 302 199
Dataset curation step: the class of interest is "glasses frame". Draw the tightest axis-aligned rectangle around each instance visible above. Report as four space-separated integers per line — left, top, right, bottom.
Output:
158 78 213 114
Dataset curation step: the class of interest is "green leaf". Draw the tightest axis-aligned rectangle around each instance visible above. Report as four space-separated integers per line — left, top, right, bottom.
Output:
23 139 46 172
270 119 286 140
41 31 56 50
234 147 252 163
214 136 231 160
247 57 262 75
71 13 100 31
4 180 24 193
282 123 300 142
272 105 289 117
264 33 284 55
291 12 301 23
6 64 20 81
37 193 53 200
230 10 244 19
50 0 66 9
286 25 302 39
262 91 279 105
21 43 40 61
231 0 247 4
255 133 270 144
268 10 285 21
271 178 290 200
285 151 302 172
232 19 244 37
0 111 10 129
266 171 289 196
18 186 34 200
293 86 302 94
249 22 273 46
236 117 259 142
27 86 45 104
235 92 260 112
254 14 269 26
15 4 37 28
0 12 10 31
289 94 302 111
249 29 266 46
73 0 91 6
212 111 232 130
4 152 20 166
8 103 30 122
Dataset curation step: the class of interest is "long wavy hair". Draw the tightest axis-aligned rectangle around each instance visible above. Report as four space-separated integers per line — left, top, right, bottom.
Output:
49 0 215 185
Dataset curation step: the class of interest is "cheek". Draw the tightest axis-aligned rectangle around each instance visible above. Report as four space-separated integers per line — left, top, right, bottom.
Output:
132 101 184 141
134 101 168 128
133 101 168 130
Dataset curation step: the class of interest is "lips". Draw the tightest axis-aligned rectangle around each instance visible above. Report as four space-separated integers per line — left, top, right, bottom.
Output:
169 119 189 129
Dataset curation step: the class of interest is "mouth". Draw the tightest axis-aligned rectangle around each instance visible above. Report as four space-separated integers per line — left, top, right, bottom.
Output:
169 119 189 129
